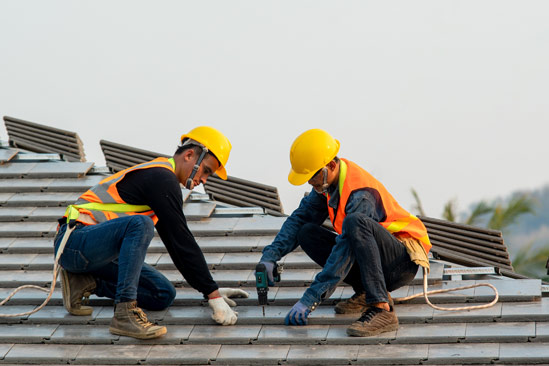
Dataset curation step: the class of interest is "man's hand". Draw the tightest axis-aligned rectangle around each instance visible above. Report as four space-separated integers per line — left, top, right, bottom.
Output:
284 301 310 326
218 288 249 307
208 297 238 325
258 261 276 286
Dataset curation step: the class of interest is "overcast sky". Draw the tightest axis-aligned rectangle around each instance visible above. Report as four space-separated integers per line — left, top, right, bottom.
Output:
1 1 548 217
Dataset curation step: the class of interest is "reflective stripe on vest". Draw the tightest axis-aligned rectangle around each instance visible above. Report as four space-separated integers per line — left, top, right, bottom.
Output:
327 158 431 253
64 157 176 225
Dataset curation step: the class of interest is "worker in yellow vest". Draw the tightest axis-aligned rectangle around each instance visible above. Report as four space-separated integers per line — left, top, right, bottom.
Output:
259 129 431 337
54 127 248 340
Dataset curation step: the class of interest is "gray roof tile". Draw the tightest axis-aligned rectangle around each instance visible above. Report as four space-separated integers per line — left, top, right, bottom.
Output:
427 342 499 364
287 344 359 365
0 253 37 269
0 147 19 163
473 278 541 301
0 222 57 237
464 321 535 342
25 161 94 178
215 344 290 365
0 343 13 358
431 303 502 323
0 324 58 343
4 191 80 206
257 325 329 345
27 306 98 324
355 343 429 364
393 322 466 344
326 324 395 345
74 344 151 364
501 298 549 321
144 344 221 365
4 343 82 364
49 325 119 344
535 321 549 341
0 162 37 178
498 342 549 363
188 325 261 344
0 192 15 203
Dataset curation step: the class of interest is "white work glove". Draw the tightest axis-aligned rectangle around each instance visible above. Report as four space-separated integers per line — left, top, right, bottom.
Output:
218 288 249 307
208 297 238 325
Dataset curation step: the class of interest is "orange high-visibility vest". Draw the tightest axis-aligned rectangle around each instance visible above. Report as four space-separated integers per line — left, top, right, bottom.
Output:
68 157 175 225
327 158 431 253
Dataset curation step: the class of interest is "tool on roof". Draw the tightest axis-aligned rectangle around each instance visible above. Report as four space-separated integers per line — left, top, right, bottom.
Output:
255 262 281 316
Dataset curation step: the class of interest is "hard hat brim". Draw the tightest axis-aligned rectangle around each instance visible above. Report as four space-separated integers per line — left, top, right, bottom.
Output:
288 169 315 186
216 166 228 180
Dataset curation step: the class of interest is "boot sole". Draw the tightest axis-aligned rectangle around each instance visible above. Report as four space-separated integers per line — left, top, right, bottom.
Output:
346 322 399 337
109 326 167 340
60 269 93 316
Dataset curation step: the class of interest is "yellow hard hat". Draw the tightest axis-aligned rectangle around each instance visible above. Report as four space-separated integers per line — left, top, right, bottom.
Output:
288 129 340 186
181 126 231 180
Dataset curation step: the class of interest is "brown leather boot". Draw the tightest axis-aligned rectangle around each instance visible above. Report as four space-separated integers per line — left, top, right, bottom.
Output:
334 293 368 314
346 305 399 337
60 268 96 316
335 293 394 314
109 301 167 339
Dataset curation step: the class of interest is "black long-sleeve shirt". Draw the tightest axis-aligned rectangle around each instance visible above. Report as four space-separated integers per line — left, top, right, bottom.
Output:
116 166 218 296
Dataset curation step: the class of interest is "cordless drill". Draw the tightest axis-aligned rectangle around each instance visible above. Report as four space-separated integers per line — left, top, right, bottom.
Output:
255 262 281 316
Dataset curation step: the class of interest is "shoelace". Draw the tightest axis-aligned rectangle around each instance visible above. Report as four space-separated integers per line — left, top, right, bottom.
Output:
81 291 91 306
357 307 382 323
131 307 153 328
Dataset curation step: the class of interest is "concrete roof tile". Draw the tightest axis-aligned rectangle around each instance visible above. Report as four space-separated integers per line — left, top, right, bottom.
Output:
427 342 499 364
74 344 151 364
144 344 220 365
215 344 290 365
257 325 329 345
4 343 82 364
355 343 429 364
287 344 359 365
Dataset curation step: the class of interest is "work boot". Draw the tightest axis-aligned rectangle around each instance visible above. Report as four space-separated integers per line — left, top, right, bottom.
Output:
335 292 368 314
335 293 393 314
109 301 167 339
60 268 96 316
346 305 399 337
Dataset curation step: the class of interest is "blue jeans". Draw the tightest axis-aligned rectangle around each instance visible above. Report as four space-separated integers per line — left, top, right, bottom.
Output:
299 213 418 304
54 216 175 310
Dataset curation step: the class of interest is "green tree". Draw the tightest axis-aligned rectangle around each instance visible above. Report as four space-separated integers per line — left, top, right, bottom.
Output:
411 189 545 280
512 242 549 282
464 201 493 226
410 188 426 216
442 199 457 222
488 194 536 232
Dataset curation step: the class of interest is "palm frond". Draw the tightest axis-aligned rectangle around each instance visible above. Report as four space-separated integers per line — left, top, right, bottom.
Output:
442 199 457 222
410 188 426 216
465 201 493 226
489 194 536 231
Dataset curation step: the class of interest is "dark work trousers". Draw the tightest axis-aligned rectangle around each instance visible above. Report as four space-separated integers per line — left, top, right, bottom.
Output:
297 213 419 304
54 216 176 310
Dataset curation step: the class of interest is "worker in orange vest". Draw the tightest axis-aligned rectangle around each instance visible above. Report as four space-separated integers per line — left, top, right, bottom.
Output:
259 129 431 337
54 127 248 340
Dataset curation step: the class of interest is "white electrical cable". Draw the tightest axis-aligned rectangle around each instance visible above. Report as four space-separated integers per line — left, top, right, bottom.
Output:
395 266 499 311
